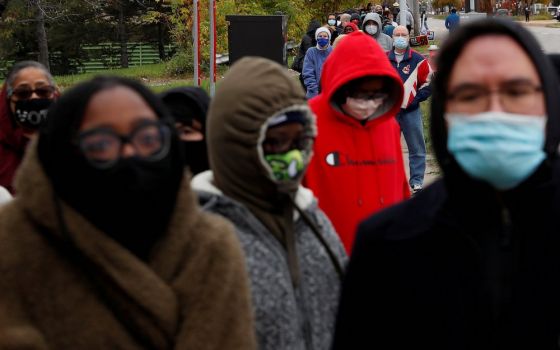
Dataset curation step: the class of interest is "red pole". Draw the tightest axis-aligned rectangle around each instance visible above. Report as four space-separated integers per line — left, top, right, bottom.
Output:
197 0 202 86
213 0 217 86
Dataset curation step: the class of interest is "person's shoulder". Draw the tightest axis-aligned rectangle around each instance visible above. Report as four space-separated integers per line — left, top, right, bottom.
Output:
305 46 317 55
380 32 392 40
410 49 427 61
356 179 447 243
0 201 47 267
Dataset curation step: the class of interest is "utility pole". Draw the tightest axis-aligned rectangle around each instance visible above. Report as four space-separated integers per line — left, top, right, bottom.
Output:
399 0 407 26
209 0 216 96
193 0 200 86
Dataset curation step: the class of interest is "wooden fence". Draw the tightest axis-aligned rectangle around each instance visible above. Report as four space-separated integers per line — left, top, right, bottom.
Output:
0 42 176 77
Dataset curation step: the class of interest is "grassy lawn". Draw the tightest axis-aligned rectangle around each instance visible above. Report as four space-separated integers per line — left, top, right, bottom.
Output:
54 63 196 92
546 22 560 28
513 14 553 21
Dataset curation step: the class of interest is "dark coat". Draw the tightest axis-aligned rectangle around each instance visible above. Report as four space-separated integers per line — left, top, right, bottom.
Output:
333 19 560 349
0 141 256 350
292 20 320 73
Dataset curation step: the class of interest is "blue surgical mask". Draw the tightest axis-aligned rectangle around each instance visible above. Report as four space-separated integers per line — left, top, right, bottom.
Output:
446 112 546 190
328 19 336 26
317 37 330 48
394 36 408 49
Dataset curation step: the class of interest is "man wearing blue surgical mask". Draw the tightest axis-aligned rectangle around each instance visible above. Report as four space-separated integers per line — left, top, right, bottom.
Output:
388 25 432 194
333 19 560 349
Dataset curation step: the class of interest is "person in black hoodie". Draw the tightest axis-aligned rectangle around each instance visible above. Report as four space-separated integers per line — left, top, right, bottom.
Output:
160 86 210 176
333 18 560 349
292 19 321 91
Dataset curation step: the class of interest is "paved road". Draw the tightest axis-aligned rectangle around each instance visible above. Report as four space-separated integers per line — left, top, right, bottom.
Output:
427 17 560 53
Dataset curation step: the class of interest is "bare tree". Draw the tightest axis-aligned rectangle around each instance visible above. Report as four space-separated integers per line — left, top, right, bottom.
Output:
30 0 50 69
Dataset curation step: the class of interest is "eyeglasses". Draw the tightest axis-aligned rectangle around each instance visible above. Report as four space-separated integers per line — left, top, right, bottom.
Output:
77 120 172 169
262 136 314 155
350 92 388 102
447 82 543 114
9 85 56 100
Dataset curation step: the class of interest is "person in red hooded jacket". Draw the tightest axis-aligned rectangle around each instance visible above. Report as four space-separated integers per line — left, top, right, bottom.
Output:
303 31 409 254
0 61 58 194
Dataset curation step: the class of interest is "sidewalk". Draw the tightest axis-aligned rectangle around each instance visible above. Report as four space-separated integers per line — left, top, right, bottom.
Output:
401 135 440 188
518 19 558 27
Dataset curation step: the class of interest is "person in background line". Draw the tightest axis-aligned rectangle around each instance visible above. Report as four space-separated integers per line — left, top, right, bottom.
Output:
327 13 340 44
160 86 210 176
304 31 409 254
339 13 351 28
350 13 362 28
0 76 256 349
362 12 393 52
382 9 398 36
445 8 460 32
392 1 400 19
396 5 414 34
374 4 384 18
0 61 58 194
524 4 530 21
292 19 321 91
389 25 432 194
333 18 560 349
303 27 333 99
192 56 347 350
343 21 359 34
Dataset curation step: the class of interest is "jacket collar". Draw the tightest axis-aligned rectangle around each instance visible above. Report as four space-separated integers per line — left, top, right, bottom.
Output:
388 47 412 63
14 138 204 347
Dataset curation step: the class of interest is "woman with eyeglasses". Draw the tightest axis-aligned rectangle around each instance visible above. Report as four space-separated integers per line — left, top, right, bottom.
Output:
0 76 256 349
0 61 58 194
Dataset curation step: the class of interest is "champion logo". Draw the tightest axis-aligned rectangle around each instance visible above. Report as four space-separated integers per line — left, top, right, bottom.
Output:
325 152 341 166
325 151 395 167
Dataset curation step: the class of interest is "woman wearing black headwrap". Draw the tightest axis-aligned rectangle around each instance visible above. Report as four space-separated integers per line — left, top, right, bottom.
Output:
160 86 210 176
0 76 256 349
333 19 560 349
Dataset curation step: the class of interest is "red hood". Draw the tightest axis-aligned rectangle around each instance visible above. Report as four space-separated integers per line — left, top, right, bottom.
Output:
343 22 359 33
0 84 26 149
312 31 404 126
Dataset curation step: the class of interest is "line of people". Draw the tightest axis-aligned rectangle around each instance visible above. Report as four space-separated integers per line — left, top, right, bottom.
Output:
0 17 560 350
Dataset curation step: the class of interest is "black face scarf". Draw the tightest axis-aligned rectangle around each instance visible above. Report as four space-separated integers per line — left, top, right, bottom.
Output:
38 76 184 260
183 140 210 175
159 87 210 176
13 98 53 130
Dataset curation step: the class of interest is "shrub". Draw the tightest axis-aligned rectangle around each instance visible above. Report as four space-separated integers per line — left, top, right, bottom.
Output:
165 48 195 77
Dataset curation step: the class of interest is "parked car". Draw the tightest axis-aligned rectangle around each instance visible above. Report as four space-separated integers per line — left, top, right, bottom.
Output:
495 8 511 17
547 6 559 18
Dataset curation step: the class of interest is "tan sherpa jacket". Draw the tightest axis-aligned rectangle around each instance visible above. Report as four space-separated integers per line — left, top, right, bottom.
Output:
0 141 256 349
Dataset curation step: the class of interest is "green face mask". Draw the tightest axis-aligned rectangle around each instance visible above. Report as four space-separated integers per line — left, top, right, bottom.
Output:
265 149 305 181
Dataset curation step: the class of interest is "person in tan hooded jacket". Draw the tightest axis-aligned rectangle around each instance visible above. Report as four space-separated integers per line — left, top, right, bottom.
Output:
192 57 347 350
0 76 256 349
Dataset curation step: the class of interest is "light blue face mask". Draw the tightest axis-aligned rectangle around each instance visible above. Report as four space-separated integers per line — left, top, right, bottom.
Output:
394 36 408 50
446 112 546 190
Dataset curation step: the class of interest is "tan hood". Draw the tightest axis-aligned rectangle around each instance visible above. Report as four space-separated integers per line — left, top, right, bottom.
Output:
207 56 315 287
207 56 315 211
